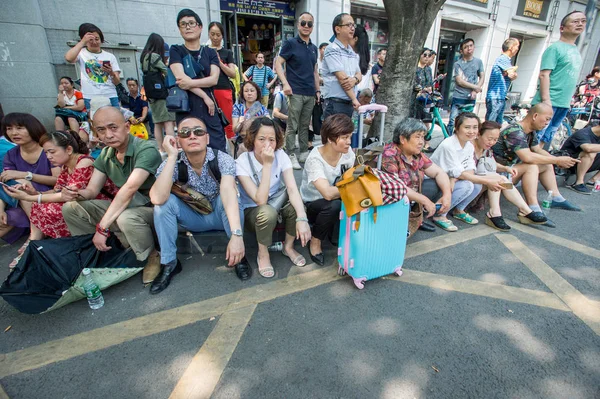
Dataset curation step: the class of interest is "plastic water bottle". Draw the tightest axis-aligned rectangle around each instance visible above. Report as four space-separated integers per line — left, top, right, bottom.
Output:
82 268 104 310
541 190 553 215
268 241 283 252
593 181 600 193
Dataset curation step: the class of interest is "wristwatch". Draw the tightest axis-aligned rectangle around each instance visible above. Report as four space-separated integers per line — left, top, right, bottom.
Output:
25 172 33 181
231 229 243 237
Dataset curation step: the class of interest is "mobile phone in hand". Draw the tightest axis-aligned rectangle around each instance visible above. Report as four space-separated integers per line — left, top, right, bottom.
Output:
0 182 16 190
102 60 111 68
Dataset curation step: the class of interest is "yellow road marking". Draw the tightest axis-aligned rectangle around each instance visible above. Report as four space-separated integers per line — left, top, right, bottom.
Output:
511 223 600 260
0 383 9 399
385 269 570 311
169 305 256 399
405 224 495 259
496 234 600 336
0 267 341 379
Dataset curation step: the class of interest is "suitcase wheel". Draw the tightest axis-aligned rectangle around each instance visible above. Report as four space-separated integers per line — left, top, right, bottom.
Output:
352 277 367 290
337 265 346 276
394 266 403 277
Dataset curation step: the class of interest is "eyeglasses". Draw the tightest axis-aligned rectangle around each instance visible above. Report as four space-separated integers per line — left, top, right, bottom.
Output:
177 127 207 138
300 20 314 28
423 53 432 57
178 21 199 29
338 23 356 29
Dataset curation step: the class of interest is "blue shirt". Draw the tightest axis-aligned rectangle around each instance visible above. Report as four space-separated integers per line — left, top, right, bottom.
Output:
322 38 360 101
279 36 318 96
487 54 512 101
125 94 149 118
244 65 275 96
232 102 269 119
371 62 383 94
0 137 16 170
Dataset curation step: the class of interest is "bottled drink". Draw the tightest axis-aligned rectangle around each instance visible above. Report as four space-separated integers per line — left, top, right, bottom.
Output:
82 268 104 310
593 181 600 193
268 241 283 252
541 190 553 215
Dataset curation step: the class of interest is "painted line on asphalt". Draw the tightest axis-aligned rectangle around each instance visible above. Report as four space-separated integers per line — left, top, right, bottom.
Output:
169 304 256 399
510 223 600 260
0 383 9 399
405 224 496 259
385 269 571 311
496 234 600 336
0 267 341 379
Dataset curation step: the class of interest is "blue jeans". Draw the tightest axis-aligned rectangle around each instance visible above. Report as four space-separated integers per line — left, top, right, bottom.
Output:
485 98 505 124
447 98 476 136
153 194 243 264
536 106 569 145
83 97 120 112
440 180 483 217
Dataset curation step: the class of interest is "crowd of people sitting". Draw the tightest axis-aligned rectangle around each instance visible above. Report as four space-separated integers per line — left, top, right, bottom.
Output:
1 9 599 298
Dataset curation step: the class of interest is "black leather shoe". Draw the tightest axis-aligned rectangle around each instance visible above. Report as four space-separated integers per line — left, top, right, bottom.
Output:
150 260 182 295
419 221 436 232
310 251 325 266
235 257 252 281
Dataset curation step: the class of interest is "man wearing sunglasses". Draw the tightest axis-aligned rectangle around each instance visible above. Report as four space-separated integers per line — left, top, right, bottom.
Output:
149 117 250 293
275 12 320 167
322 13 362 119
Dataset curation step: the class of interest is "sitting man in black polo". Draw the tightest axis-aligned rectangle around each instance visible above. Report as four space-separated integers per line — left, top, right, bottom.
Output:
125 78 149 125
562 121 600 194
275 11 320 167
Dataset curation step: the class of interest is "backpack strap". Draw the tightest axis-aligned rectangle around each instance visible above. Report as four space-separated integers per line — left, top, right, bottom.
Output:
177 151 188 184
207 147 222 183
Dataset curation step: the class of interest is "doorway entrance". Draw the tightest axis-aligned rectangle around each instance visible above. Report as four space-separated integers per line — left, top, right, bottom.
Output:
436 30 465 106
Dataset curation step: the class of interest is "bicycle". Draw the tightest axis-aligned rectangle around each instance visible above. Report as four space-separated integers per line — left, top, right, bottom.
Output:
421 92 474 142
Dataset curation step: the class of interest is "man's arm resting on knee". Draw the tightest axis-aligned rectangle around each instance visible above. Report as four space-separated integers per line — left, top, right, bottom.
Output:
97 168 151 230
520 147 579 168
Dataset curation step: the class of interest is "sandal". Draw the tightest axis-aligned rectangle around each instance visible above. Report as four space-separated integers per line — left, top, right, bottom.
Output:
517 211 547 225
485 214 511 231
453 212 479 225
433 219 458 232
282 249 306 267
256 256 275 278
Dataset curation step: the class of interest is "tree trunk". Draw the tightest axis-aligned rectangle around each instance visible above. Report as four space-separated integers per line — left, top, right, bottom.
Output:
371 0 446 141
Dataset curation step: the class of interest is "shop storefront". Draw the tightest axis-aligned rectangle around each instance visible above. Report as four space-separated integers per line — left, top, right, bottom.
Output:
218 0 296 71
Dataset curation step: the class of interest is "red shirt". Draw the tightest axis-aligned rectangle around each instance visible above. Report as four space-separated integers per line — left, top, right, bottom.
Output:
381 143 432 192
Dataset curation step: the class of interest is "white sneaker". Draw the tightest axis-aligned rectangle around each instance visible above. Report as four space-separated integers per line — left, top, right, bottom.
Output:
298 151 309 163
290 153 302 170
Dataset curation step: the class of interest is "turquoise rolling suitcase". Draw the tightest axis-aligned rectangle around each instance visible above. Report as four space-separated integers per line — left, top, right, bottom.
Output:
337 198 409 289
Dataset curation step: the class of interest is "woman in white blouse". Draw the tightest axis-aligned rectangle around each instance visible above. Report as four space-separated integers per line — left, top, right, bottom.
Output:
300 114 355 265
430 112 505 232
236 117 311 278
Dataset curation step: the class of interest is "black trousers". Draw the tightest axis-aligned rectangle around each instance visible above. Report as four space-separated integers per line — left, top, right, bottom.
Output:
305 198 341 245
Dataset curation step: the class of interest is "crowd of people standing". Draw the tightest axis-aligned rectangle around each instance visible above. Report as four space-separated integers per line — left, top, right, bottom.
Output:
1 8 599 297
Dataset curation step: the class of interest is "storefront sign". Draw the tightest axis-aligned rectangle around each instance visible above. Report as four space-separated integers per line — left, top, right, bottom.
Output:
516 0 551 20
220 0 296 18
454 0 489 8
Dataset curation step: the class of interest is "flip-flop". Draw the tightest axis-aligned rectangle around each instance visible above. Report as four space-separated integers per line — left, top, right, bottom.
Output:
433 219 458 232
256 256 275 278
452 212 479 225
282 249 306 267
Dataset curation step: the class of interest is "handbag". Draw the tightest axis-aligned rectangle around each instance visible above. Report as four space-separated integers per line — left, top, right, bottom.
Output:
247 152 289 211
169 151 216 215
335 163 383 218
142 54 169 100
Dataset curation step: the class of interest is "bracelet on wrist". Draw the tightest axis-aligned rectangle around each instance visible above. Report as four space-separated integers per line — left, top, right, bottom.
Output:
296 217 309 223
96 223 110 237
37 194 42 204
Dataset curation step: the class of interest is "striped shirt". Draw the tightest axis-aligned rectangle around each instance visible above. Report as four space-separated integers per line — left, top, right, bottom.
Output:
322 38 360 100
244 65 275 96
487 54 512 100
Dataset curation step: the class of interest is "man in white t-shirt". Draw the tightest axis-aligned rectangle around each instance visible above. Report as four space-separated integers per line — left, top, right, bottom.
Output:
65 23 122 111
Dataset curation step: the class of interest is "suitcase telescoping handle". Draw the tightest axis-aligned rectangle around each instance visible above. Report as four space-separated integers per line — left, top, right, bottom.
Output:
357 104 388 169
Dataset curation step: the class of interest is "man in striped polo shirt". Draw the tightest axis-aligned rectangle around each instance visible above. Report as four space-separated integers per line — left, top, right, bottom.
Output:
243 53 277 107
322 13 362 119
485 38 520 124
